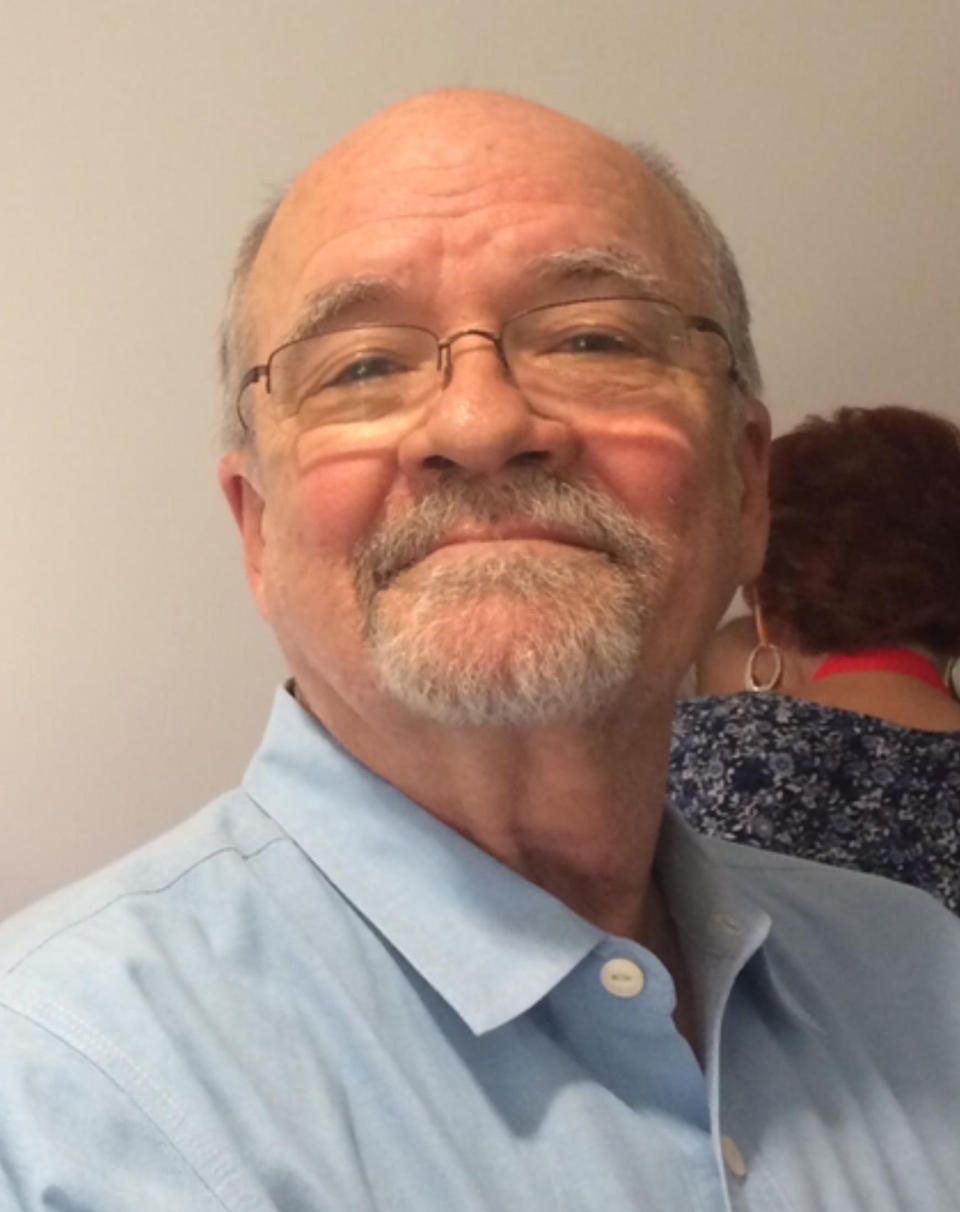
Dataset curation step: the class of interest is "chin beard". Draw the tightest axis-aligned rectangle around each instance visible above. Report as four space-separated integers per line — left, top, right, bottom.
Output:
353 473 666 728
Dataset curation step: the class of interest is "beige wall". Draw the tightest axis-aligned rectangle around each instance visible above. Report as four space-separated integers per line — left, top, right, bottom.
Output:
2 0 958 917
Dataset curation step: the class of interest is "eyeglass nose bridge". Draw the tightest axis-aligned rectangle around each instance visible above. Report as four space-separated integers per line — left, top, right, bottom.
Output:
435 327 511 386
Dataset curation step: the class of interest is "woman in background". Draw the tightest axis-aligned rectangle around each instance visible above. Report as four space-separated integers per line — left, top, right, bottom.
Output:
671 405 960 911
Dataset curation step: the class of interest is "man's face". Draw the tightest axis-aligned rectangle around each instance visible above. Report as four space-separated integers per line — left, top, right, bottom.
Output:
220 92 769 730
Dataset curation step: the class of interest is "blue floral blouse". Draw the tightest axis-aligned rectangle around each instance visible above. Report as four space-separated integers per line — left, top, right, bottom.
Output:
669 692 960 913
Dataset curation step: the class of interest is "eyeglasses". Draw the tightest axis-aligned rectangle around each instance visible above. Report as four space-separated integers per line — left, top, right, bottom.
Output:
235 295 745 435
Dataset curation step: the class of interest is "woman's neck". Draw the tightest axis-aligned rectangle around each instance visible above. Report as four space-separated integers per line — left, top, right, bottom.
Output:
790 644 960 732
812 646 950 694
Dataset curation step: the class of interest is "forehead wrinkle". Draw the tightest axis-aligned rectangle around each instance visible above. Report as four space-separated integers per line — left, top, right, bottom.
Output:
282 277 402 345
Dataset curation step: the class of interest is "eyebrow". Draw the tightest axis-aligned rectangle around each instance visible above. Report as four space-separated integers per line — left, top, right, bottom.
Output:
524 247 668 295
282 276 402 345
280 247 668 347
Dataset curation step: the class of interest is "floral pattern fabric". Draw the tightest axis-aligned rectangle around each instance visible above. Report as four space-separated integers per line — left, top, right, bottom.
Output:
669 692 960 913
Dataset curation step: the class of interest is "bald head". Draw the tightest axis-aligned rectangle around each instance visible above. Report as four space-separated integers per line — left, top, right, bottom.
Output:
219 89 759 448
276 91 639 229
285 90 619 209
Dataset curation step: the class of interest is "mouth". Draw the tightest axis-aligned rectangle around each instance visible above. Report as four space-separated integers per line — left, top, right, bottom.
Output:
427 522 596 554
356 477 649 599
375 522 607 591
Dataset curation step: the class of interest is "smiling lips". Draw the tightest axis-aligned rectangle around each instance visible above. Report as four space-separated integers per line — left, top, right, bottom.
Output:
376 524 604 590
427 522 596 554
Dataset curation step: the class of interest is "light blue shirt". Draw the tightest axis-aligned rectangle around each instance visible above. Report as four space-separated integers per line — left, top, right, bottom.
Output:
1 688 959 1210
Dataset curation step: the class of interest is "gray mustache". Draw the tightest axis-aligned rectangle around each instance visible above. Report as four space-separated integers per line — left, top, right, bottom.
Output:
353 472 660 595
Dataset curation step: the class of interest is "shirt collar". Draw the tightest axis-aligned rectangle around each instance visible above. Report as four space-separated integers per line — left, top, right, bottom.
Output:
243 688 816 1037
243 689 603 1035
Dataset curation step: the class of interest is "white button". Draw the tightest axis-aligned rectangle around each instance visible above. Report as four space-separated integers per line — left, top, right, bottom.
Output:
721 1134 748 1179
600 957 645 998
711 912 742 936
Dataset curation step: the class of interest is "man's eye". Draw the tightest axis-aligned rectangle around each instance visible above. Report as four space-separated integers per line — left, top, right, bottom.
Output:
552 329 655 357
329 355 405 387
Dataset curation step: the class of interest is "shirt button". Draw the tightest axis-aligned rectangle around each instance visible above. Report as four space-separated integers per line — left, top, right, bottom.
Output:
721 1134 748 1179
711 912 742 936
600 957 645 998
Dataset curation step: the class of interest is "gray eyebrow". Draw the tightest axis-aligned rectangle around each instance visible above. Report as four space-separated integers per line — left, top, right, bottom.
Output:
283 276 402 345
280 249 665 348
524 247 667 295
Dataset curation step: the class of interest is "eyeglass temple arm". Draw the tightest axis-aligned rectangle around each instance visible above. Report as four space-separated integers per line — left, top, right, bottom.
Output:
238 365 268 397
234 365 269 437
688 315 748 393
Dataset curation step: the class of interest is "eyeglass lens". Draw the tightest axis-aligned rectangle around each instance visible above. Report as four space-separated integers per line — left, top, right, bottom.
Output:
266 298 731 428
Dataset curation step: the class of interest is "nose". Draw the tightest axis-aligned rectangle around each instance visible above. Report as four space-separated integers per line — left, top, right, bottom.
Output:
395 335 579 482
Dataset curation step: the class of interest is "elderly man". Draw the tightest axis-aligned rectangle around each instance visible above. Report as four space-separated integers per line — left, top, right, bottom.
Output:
1 90 958 1211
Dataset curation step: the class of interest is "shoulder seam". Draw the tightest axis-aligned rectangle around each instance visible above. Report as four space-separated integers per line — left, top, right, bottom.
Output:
3 836 288 979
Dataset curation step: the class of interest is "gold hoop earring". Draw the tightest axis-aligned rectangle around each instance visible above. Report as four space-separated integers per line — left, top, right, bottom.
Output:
744 643 783 692
745 593 783 692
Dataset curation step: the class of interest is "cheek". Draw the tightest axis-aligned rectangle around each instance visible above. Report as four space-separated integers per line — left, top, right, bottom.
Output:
279 449 398 560
257 449 399 638
584 424 710 535
586 424 742 667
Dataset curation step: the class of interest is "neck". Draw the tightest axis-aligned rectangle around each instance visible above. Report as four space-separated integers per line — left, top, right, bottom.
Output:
294 673 701 1055
294 676 674 937
789 644 960 731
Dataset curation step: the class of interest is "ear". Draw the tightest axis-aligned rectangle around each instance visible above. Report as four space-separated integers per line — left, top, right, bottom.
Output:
731 397 771 584
218 449 270 620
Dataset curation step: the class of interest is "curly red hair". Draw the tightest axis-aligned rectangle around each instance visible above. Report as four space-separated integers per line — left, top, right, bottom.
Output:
755 405 960 653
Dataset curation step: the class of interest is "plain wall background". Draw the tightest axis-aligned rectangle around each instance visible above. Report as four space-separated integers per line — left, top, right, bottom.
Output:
2 0 958 917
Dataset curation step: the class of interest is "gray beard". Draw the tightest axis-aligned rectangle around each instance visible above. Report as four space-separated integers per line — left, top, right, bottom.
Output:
352 472 665 728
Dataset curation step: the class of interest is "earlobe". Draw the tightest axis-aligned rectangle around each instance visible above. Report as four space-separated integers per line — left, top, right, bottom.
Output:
217 450 270 618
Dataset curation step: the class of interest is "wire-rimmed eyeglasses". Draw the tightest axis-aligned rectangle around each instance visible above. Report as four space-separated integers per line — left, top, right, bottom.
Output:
234 295 746 437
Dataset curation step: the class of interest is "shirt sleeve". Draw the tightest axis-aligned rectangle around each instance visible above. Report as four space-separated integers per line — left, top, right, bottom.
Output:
0 1004 230 1212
